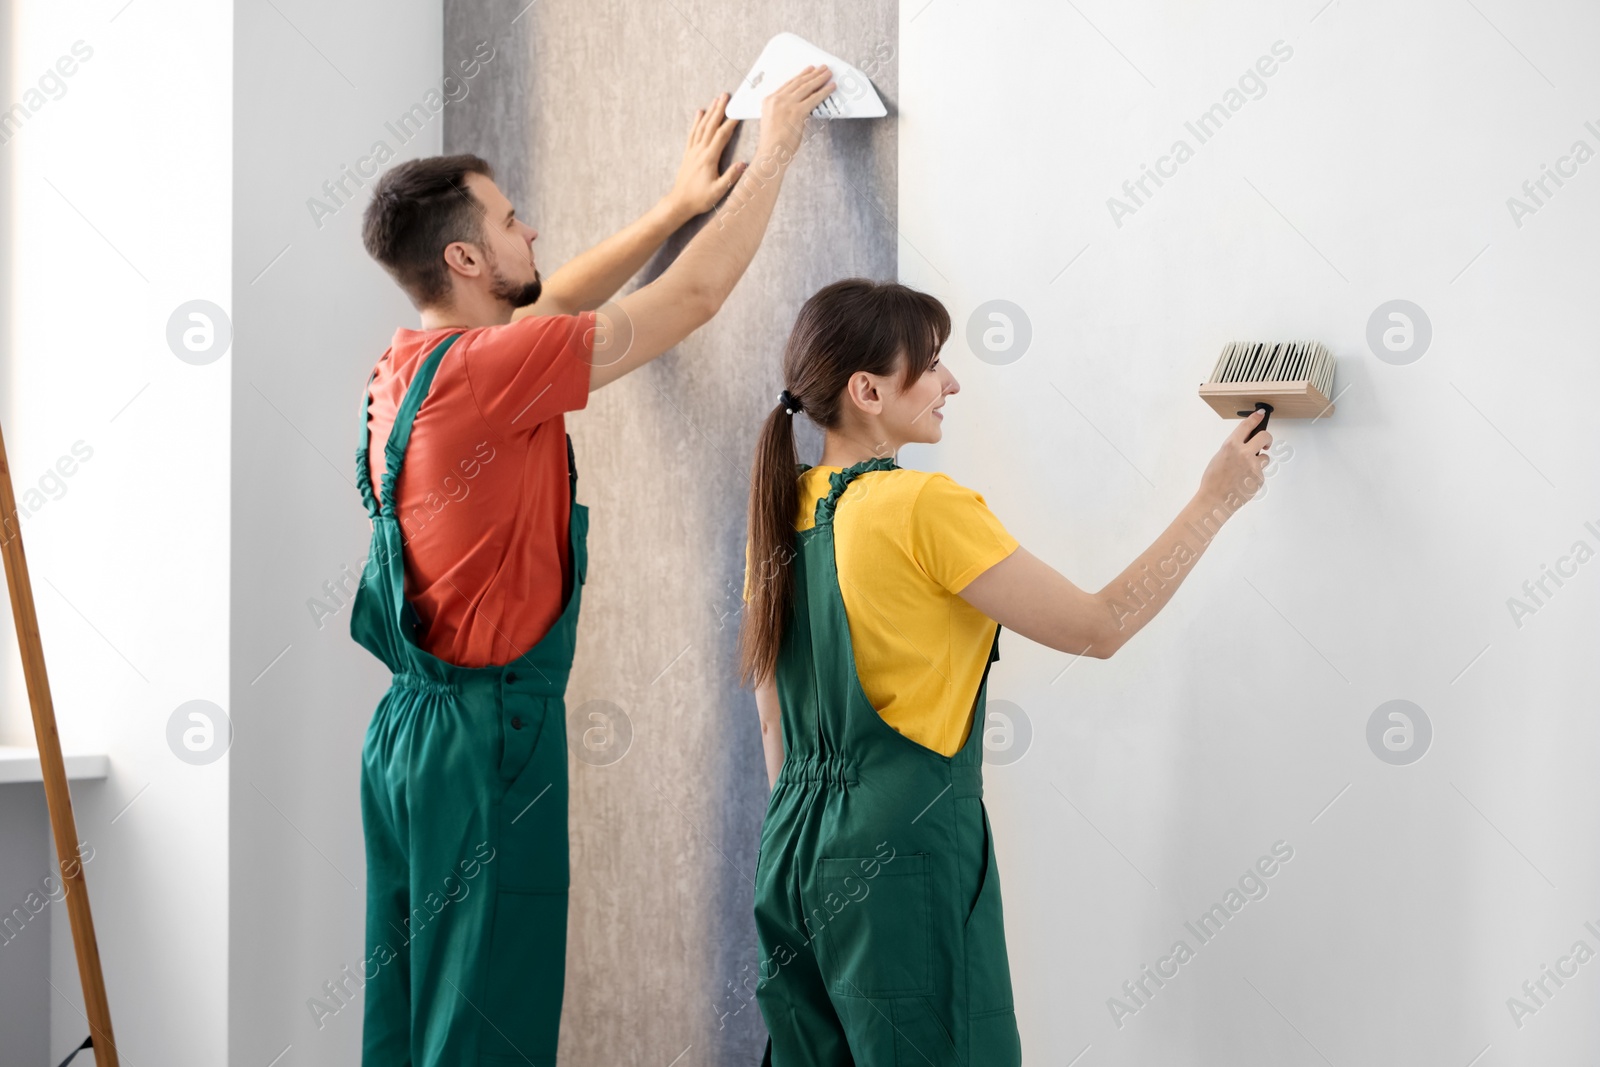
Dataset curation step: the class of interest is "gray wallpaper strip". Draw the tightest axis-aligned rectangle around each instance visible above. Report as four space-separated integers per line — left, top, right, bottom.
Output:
445 2 897 1063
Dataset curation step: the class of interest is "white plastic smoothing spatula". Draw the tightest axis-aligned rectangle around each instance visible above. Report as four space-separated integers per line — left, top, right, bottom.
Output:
726 32 887 120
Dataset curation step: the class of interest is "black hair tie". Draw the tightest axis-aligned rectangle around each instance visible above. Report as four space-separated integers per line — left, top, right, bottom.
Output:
777 389 804 415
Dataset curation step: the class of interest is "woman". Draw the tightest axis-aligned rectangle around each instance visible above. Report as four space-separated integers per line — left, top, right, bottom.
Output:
739 278 1272 1065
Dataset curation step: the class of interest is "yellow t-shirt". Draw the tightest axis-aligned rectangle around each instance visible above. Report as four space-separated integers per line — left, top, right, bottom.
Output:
744 465 1019 756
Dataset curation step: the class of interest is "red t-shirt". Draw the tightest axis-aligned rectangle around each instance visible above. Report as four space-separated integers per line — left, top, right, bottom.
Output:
364 311 596 667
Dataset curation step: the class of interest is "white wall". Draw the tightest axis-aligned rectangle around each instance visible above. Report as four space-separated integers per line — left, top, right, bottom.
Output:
2 1 232 1063
229 2 444 1064
6 1 447 1062
900 1 1600 1063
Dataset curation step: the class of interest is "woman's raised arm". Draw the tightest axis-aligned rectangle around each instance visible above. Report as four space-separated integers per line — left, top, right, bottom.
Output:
960 408 1272 659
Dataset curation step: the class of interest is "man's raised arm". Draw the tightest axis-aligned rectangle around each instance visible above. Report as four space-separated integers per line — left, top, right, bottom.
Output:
517 91 748 318
585 65 836 391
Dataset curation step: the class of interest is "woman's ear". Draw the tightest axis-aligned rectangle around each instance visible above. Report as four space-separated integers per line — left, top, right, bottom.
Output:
847 370 883 415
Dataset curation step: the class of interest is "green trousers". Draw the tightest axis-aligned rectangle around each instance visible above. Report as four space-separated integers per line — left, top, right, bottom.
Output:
754 458 1022 1065
351 332 587 1065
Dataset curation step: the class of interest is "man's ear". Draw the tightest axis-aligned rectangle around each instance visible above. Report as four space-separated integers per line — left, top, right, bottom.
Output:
443 240 487 281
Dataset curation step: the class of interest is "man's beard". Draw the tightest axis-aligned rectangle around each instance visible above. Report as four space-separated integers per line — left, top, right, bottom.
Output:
488 260 541 309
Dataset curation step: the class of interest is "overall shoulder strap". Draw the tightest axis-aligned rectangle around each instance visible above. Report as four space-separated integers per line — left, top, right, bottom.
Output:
812 456 897 527
354 364 384 519
566 432 578 501
356 331 464 518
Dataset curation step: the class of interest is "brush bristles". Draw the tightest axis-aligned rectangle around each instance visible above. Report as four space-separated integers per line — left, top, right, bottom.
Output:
1208 340 1334 397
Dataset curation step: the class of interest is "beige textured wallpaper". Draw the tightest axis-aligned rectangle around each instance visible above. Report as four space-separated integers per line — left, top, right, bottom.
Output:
445 3 897 1062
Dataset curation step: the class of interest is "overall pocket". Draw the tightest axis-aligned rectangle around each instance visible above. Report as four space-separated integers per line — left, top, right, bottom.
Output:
480 885 566 1065
816 852 933 998
496 697 569 894
964 806 1018 1052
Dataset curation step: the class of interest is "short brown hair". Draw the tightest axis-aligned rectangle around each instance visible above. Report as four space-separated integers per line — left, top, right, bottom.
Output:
362 154 495 310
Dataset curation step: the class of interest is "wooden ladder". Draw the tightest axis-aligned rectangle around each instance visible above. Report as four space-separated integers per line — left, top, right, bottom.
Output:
0 419 119 1066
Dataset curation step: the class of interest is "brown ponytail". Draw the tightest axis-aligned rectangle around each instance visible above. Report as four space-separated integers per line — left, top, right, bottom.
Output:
738 278 952 689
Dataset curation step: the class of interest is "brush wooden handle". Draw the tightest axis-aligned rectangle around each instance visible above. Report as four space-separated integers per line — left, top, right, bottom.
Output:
1199 379 1334 420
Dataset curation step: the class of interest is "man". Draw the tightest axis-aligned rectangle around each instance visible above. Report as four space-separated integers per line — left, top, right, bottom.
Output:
349 67 836 1066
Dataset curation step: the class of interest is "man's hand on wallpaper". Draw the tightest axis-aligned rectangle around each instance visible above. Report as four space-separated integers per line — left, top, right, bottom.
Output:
514 92 745 321
665 91 747 218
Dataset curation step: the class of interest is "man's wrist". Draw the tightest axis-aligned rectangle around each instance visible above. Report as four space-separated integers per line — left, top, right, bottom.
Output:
743 138 799 187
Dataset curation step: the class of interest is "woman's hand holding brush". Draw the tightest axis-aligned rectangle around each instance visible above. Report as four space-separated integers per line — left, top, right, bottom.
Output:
1198 406 1273 510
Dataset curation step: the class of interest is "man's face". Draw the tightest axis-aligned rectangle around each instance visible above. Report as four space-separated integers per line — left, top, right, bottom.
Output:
466 172 542 309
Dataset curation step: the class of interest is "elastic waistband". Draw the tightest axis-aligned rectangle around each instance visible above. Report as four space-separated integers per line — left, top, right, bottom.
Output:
777 756 860 788
775 755 984 798
392 672 456 695
391 666 569 700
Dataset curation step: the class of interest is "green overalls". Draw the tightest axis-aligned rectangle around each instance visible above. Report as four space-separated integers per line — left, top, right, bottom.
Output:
351 331 586 1066
754 458 1022 1066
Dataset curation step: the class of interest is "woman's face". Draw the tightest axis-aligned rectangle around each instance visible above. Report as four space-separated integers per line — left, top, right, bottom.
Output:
882 348 959 447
